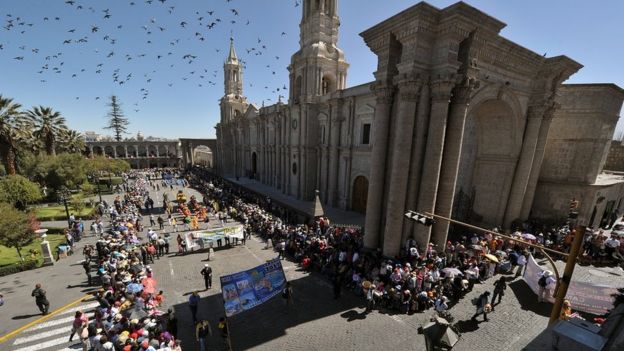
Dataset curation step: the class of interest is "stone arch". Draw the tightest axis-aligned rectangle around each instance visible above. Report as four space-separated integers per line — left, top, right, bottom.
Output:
147 144 157 158
251 152 258 178
157 144 167 158
322 74 336 95
351 175 369 214
126 145 136 158
115 145 126 158
93 145 104 156
138 144 147 157
104 145 115 158
455 96 522 227
193 145 214 168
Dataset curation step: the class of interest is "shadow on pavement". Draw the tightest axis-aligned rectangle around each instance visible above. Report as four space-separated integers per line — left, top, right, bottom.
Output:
340 309 368 322
454 319 480 333
172 273 361 351
509 280 552 317
12 313 43 320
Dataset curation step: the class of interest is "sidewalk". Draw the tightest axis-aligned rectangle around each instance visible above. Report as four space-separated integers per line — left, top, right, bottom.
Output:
225 177 365 227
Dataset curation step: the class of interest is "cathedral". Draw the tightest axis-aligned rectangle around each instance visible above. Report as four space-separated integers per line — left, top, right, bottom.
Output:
215 0 624 256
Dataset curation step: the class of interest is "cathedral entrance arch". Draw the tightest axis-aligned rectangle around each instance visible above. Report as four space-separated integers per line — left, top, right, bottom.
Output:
193 145 214 168
251 152 257 179
456 99 521 227
351 176 369 214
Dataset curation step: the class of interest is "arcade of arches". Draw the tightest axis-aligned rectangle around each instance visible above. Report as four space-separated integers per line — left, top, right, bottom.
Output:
86 140 181 169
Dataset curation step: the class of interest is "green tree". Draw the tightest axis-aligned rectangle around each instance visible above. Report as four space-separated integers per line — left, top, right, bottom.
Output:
25 106 68 156
0 95 29 175
0 203 39 262
69 195 86 214
80 182 96 196
43 153 88 190
0 175 42 210
104 95 129 142
57 129 86 154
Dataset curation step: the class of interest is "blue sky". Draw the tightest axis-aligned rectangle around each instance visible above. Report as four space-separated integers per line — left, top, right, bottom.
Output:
1 0 623 139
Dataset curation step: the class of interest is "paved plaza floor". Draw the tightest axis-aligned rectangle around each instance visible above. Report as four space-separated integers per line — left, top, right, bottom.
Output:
3 181 619 350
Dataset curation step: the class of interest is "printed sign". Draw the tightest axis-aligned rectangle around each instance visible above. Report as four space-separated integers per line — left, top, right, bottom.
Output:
524 254 621 315
220 258 287 317
185 225 245 250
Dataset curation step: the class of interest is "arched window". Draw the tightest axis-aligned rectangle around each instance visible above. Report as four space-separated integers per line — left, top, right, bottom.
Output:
324 0 332 15
322 75 335 95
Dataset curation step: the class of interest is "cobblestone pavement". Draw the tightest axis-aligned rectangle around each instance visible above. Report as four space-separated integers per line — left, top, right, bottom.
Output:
4 179 610 351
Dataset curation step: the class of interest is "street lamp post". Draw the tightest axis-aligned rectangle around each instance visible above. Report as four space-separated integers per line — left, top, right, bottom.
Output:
56 187 72 229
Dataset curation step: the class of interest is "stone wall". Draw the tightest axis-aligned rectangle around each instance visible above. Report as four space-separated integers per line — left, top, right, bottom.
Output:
604 141 624 171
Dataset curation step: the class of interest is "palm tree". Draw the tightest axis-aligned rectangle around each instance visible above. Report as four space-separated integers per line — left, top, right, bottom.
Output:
0 95 26 175
57 129 86 154
25 106 68 156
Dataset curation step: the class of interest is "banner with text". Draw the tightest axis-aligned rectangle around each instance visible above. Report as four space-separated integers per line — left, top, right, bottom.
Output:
184 225 245 250
220 258 287 317
524 254 621 315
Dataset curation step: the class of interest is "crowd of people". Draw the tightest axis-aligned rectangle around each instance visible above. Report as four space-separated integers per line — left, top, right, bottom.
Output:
67 171 182 351
184 167 556 323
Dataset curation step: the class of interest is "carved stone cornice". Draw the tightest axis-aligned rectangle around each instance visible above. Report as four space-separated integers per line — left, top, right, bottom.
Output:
371 81 395 105
452 75 480 104
430 77 455 103
397 74 424 102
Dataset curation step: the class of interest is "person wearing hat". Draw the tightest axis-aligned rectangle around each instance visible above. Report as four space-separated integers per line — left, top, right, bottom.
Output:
560 300 573 321
471 291 491 322
200 264 213 290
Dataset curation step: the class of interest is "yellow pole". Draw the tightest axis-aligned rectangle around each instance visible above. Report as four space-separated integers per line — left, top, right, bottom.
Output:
548 225 585 325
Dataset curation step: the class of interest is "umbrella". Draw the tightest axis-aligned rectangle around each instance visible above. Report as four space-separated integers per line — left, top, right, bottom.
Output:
127 282 143 294
441 267 463 277
142 277 157 294
470 244 484 251
484 253 499 263
522 233 537 241
126 306 148 320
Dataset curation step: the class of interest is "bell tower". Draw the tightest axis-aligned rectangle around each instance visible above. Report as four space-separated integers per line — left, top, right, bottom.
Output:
220 37 248 123
289 0 349 104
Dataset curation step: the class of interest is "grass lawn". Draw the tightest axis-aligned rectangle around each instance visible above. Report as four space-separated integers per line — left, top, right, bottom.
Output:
33 205 94 221
0 234 66 267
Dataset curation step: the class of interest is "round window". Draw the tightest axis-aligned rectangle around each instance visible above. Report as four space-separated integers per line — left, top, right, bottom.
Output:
292 162 297 175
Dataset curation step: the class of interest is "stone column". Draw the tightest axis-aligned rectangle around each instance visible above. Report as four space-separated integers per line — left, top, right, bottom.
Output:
431 77 479 249
88 146 94 157
113 147 117 158
502 107 544 228
520 101 559 219
134 145 139 158
363 81 395 250
382 77 422 256
156 146 160 158
414 79 455 251
328 104 343 207
403 82 431 243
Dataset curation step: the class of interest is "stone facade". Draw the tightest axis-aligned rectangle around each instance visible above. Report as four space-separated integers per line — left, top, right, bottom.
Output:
215 1 624 256
604 141 624 172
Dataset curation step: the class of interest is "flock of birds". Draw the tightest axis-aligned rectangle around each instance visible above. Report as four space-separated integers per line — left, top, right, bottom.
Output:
2 0 302 113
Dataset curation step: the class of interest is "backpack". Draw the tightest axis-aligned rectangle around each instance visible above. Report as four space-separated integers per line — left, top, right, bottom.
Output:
538 276 547 288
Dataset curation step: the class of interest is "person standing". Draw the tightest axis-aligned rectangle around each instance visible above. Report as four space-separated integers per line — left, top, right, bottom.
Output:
150 214 156 227
201 264 213 290
282 282 293 308
82 259 92 286
471 291 490 322
491 276 507 311
189 291 200 323
515 251 528 278
157 215 164 230
31 283 50 315
195 320 212 351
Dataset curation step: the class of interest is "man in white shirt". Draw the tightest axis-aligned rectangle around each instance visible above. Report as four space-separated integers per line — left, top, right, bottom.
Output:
515 252 527 278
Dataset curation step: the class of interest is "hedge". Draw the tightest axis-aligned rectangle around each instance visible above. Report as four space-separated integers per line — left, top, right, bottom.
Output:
0 260 39 277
